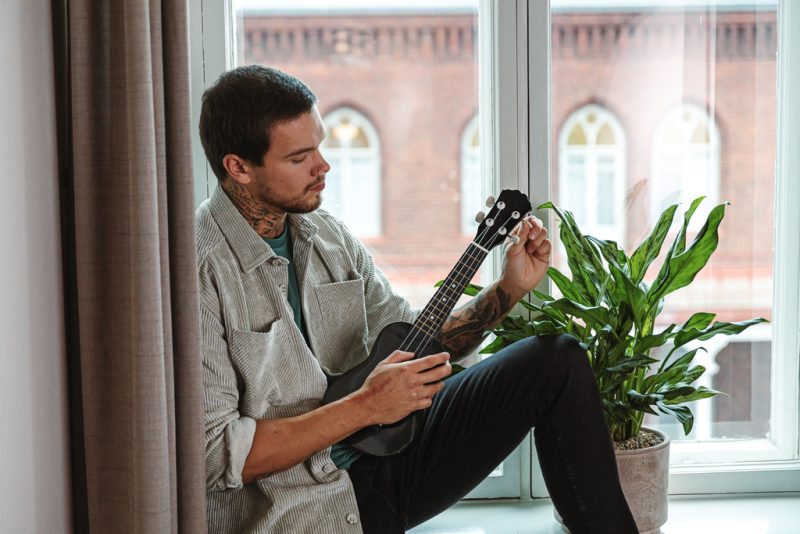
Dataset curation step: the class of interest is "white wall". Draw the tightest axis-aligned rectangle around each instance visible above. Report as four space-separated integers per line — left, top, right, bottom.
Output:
0 1 72 532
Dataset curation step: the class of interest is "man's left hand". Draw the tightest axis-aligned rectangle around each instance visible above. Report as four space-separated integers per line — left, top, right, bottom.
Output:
498 215 552 300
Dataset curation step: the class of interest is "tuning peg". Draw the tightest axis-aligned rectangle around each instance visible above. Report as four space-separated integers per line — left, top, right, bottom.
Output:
485 195 496 207
474 211 486 223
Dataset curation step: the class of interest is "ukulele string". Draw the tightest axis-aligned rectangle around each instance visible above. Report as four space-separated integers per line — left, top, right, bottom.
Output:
398 207 519 357
400 212 511 356
398 206 519 355
396 210 504 354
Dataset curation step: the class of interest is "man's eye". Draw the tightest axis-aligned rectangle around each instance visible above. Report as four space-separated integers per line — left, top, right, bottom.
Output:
290 155 307 164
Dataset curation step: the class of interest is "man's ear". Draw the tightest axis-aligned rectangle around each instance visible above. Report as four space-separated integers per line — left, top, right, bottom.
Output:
222 154 253 185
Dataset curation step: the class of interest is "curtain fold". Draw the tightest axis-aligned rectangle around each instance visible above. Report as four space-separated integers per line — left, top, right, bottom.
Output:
65 0 206 530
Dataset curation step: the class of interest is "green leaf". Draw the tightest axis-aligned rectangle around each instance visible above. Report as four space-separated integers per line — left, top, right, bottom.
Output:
514 299 540 313
538 202 606 301
648 202 728 305
673 318 768 350
626 390 661 415
609 264 647 332
547 267 590 305
656 402 694 435
545 298 612 329
531 288 555 302
683 364 706 384
658 383 697 400
629 203 679 284
586 236 628 271
606 354 658 373
676 196 707 255
681 312 716 331
634 324 676 354
663 385 720 405
660 347 706 373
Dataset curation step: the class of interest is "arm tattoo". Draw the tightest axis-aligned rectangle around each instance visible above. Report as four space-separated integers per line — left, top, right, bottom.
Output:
438 284 514 360
221 180 285 238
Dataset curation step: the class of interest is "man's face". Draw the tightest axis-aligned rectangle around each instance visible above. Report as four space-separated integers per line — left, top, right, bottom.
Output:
247 105 330 214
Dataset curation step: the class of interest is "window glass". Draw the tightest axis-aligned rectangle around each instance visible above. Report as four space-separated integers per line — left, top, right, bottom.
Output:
558 104 627 244
322 107 382 237
551 1 778 454
235 0 482 309
651 104 720 231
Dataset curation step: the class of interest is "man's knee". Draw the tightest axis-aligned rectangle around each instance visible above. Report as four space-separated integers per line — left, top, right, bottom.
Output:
501 333 590 377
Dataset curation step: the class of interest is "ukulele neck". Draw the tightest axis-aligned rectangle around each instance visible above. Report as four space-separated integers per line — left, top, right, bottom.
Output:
405 242 488 352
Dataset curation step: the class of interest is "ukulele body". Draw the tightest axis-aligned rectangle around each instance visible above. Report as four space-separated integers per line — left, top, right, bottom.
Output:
322 321 445 456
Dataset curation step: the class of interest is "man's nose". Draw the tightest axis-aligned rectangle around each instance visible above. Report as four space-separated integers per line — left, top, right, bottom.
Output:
316 150 331 175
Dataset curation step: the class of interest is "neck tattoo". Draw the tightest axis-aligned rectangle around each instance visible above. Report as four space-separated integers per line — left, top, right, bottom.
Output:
222 180 285 238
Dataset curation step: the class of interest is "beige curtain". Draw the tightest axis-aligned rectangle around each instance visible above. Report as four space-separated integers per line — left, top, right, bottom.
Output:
62 0 207 531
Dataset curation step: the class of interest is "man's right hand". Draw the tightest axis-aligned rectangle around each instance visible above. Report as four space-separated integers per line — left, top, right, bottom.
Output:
355 350 452 426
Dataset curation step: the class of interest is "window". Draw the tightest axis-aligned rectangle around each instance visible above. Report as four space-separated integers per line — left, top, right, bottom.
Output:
557 104 627 245
192 0 800 499
192 0 528 498
546 0 799 495
460 114 480 234
651 103 720 231
322 107 382 238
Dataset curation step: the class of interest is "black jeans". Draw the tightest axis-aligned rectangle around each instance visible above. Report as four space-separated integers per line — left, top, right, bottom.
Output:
348 334 638 534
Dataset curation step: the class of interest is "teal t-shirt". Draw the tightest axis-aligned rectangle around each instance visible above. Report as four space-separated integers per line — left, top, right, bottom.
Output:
263 227 361 470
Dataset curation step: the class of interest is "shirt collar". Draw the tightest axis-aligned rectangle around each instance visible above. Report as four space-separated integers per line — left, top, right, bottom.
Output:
208 185 318 273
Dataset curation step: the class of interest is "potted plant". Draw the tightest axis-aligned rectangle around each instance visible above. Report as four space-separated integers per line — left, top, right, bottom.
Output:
458 197 767 533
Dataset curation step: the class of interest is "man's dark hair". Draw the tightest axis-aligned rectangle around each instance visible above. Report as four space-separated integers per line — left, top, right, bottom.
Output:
199 65 318 181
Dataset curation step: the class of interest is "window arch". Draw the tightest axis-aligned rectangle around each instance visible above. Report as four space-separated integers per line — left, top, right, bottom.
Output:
651 104 720 231
322 107 381 237
558 104 627 245
460 115 481 234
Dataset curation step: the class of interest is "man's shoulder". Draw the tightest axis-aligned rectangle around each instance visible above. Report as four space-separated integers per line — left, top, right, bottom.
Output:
195 199 226 265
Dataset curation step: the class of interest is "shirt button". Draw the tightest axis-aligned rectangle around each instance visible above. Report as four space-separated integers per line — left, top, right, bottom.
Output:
346 513 358 525
323 463 336 473
278 284 286 291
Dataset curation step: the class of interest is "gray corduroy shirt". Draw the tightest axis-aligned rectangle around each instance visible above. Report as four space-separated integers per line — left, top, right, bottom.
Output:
196 186 415 533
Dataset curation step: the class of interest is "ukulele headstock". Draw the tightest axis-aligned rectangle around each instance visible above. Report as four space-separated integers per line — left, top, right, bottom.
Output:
473 190 532 251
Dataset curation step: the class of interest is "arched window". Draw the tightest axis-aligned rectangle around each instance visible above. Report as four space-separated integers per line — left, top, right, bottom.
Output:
322 107 381 237
558 105 627 245
651 104 720 230
460 115 481 234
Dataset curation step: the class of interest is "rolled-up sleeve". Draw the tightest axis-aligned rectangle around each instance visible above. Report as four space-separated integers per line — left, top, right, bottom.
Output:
201 301 256 491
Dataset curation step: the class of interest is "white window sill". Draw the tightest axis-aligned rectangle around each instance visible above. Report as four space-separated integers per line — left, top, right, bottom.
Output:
411 493 800 533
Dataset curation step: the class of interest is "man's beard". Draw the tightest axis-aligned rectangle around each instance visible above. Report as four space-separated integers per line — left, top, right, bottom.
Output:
258 180 323 214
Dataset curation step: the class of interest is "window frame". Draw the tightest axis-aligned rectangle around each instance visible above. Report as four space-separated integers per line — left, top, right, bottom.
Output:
460 114 481 235
189 0 800 501
190 0 234 206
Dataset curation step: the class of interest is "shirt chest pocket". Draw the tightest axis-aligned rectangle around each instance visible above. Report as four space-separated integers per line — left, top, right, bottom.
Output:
228 320 306 415
313 277 370 375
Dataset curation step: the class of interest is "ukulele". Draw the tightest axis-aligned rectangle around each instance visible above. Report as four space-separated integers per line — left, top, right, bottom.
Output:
322 189 532 456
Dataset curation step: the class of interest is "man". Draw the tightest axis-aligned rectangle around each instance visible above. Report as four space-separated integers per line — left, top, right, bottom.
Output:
197 65 637 533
